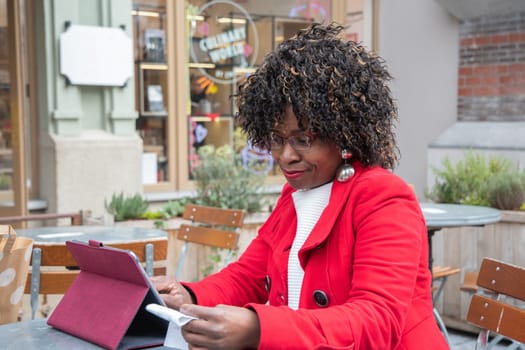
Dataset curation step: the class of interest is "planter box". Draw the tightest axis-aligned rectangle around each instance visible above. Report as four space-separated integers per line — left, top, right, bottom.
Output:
432 210 525 332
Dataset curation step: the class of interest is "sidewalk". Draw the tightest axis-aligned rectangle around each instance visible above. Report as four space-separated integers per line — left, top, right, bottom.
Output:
448 328 522 349
449 329 482 349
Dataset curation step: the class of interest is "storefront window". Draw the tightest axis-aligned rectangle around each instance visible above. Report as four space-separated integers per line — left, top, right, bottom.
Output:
186 0 331 180
132 0 170 186
128 0 378 192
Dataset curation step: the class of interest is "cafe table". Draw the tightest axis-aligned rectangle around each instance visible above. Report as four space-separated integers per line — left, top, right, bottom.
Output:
0 318 170 349
16 225 168 245
419 202 501 271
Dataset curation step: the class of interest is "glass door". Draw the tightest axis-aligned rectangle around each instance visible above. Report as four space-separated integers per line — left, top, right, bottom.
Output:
0 0 29 217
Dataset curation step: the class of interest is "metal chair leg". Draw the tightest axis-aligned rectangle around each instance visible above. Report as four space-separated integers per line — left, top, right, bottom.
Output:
175 242 189 280
30 248 41 320
476 329 489 350
145 243 154 277
433 307 451 346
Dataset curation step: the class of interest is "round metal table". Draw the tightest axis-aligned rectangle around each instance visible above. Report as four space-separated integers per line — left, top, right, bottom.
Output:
16 225 167 244
0 318 170 350
420 202 501 232
419 202 501 270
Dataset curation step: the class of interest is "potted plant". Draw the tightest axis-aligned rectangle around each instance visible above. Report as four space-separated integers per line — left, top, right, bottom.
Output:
191 144 266 213
181 144 268 277
104 192 150 221
427 151 525 210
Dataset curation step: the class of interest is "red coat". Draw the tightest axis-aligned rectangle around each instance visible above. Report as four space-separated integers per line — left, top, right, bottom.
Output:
185 163 448 349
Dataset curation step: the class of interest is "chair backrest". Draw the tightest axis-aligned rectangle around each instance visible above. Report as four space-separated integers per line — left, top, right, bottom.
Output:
171 204 245 280
466 257 525 345
0 211 83 229
459 271 479 294
25 238 167 320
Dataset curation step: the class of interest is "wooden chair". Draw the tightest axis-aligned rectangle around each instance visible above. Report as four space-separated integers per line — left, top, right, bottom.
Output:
168 204 245 280
460 270 480 294
24 238 167 319
466 258 525 349
432 265 461 346
432 265 461 304
460 270 511 349
0 211 83 229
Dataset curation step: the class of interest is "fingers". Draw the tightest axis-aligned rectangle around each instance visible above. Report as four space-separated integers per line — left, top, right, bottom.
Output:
161 293 189 310
181 316 215 350
179 305 223 339
150 275 176 293
180 304 219 320
151 276 181 294
182 327 213 350
179 305 260 350
150 276 193 308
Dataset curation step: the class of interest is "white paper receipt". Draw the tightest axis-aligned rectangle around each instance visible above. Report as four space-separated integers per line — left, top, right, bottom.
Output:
146 304 198 350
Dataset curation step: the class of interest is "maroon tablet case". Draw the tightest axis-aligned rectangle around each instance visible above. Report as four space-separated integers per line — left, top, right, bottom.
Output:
47 240 168 350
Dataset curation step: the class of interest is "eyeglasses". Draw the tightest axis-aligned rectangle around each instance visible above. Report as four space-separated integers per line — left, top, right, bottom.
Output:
269 132 315 151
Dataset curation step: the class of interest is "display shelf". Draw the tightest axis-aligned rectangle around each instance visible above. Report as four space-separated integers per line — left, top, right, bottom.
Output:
132 3 166 63
138 62 168 116
133 0 169 185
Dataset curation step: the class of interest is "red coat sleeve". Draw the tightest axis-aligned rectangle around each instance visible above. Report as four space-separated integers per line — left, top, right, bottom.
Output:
181 186 294 306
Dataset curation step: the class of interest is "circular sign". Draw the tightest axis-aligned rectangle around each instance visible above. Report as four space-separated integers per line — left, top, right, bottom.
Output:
189 0 259 85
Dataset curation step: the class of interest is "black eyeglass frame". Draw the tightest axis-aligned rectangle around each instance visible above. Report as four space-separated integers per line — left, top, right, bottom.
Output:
268 132 317 152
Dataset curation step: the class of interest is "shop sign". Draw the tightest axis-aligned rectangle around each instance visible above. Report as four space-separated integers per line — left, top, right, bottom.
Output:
60 24 133 87
189 0 259 85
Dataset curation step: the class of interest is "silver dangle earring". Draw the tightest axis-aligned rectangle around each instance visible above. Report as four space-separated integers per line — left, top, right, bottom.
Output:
336 149 355 182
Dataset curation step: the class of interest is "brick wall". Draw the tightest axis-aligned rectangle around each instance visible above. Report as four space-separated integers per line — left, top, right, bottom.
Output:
458 11 525 121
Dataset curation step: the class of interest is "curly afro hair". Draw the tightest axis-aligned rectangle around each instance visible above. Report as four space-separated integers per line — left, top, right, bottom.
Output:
234 22 399 169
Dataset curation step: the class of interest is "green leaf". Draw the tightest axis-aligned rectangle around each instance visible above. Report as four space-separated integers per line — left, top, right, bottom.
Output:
104 192 149 221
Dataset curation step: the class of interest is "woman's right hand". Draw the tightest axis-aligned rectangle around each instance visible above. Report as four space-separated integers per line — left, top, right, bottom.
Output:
150 275 193 309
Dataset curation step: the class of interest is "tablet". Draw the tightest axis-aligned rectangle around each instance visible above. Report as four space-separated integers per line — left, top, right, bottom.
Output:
47 240 168 350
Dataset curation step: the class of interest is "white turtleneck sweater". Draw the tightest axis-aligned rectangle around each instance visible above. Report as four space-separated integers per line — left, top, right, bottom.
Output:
288 182 332 310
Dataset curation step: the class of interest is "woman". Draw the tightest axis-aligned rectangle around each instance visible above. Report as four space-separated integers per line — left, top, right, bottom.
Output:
153 22 448 349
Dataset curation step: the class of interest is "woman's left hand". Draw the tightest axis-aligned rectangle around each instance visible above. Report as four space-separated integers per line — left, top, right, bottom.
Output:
180 304 260 350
